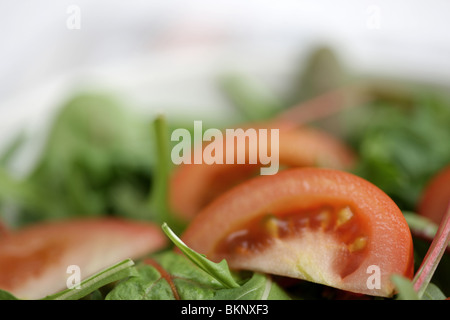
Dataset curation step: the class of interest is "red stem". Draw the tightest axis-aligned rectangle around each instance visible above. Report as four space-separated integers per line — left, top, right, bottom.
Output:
412 200 450 296
276 83 371 126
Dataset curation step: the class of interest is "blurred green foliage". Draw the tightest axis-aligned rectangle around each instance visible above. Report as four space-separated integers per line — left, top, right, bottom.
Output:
0 93 156 227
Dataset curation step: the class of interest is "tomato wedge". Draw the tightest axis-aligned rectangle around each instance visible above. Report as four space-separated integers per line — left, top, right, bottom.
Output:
181 168 414 297
417 165 450 225
0 217 167 299
170 122 356 221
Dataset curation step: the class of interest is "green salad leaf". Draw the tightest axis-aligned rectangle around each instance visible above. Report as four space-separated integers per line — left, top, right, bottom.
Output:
219 73 283 122
391 275 420 300
392 275 446 301
421 283 447 300
1 46 450 301
0 289 20 300
162 222 240 289
43 258 136 300
0 259 136 301
106 224 291 300
342 92 450 211
1 93 156 227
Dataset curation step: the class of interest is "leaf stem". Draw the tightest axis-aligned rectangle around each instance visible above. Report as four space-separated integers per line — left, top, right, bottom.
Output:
412 201 450 298
148 115 185 233
42 258 135 300
148 115 170 213
162 223 240 289
220 74 282 121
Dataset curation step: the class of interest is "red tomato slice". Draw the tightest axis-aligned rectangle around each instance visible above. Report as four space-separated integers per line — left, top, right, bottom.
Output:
417 165 450 225
0 217 167 299
181 167 414 297
170 123 356 221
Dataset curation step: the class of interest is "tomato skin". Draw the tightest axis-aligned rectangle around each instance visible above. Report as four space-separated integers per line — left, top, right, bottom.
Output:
417 165 450 225
0 217 167 299
170 122 356 221
181 167 414 297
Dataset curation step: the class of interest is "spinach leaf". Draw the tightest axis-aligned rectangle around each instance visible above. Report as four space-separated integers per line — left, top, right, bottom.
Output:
214 272 290 300
106 251 290 300
106 224 291 300
105 252 225 300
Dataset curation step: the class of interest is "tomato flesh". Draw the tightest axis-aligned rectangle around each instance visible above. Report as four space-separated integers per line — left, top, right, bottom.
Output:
170 123 356 221
418 165 450 225
181 168 414 297
0 217 167 299
215 204 368 279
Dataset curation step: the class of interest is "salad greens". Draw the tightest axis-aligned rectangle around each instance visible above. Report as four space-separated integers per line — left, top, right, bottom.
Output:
0 224 289 301
106 224 289 300
0 46 449 300
0 93 157 228
340 93 450 211
161 223 240 289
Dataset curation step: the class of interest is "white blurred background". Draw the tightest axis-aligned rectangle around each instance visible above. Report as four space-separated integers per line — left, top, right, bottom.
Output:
1 0 450 173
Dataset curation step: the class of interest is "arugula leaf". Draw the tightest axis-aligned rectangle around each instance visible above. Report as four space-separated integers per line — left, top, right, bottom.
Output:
162 222 240 289
0 259 136 300
43 258 136 300
106 224 291 300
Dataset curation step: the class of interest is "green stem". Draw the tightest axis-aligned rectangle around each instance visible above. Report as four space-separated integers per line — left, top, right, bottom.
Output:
148 116 185 233
42 259 135 300
149 115 170 215
162 223 240 289
220 74 281 122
